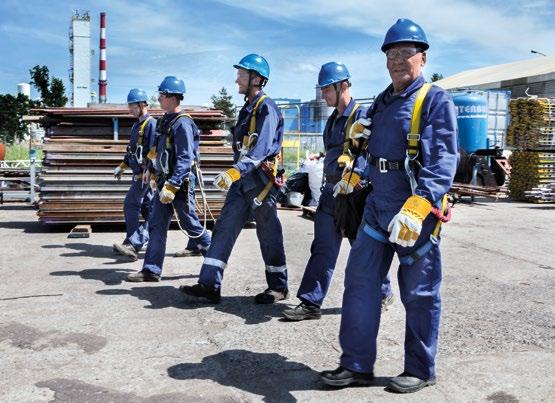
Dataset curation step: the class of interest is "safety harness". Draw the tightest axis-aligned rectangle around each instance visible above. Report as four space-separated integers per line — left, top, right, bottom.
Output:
127 116 154 166
237 94 283 206
157 112 194 178
362 83 452 266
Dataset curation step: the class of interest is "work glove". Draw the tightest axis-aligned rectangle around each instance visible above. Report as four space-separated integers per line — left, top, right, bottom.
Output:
114 163 127 180
387 195 432 247
349 117 372 148
333 170 361 197
337 153 353 168
159 182 179 204
213 168 241 191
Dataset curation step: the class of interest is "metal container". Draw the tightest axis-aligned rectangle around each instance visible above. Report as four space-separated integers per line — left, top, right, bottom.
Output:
453 90 489 153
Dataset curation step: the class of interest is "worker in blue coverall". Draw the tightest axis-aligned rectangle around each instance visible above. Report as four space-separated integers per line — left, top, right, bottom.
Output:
282 62 393 321
126 76 211 282
180 54 288 304
113 88 157 261
321 19 458 393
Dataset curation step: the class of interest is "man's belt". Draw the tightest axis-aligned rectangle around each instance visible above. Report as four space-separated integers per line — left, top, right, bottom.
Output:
368 154 404 173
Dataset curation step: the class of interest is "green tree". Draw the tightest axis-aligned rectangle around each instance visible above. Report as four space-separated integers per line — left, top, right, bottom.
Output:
211 87 236 118
30 65 68 107
0 93 38 144
430 73 444 82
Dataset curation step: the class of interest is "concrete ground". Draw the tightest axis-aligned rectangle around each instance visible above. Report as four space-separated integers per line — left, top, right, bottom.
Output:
0 200 553 402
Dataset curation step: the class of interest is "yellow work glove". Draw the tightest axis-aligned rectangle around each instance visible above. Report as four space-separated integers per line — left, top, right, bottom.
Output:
337 153 353 168
159 182 179 204
387 195 432 247
114 162 127 180
213 168 241 191
350 118 371 140
333 171 361 197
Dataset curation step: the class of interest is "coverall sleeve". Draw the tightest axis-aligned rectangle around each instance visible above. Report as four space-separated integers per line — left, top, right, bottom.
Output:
167 121 194 188
415 89 459 204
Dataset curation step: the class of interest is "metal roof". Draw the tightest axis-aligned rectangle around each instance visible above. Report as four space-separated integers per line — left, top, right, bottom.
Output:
434 56 555 90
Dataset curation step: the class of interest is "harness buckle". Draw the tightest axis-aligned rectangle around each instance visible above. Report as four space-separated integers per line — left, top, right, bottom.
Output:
160 150 170 176
134 145 143 165
378 158 388 173
407 133 421 141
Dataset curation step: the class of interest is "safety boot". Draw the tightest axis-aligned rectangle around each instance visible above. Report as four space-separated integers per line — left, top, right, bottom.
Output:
179 283 221 303
173 248 202 258
321 366 375 387
282 302 322 321
113 243 138 261
126 270 160 282
254 288 289 304
386 372 436 393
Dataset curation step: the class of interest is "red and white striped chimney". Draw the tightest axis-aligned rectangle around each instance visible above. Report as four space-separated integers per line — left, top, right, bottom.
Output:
98 12 107 103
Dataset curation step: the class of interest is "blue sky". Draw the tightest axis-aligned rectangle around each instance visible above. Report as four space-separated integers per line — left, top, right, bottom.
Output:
1 0 554 106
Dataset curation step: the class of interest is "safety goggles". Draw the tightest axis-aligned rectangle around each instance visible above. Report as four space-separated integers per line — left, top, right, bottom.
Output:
385 47 423 61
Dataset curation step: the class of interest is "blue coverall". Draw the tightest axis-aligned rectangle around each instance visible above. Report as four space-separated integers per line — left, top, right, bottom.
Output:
339 75 458 381
142 112 211 276
198 90 288 292
297 99 392 307
123 113 156 250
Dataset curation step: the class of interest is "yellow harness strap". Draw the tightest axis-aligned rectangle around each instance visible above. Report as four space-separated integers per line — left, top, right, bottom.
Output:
243 95 268 149
137 116 154 146
165 113 193 150
407 83 432 158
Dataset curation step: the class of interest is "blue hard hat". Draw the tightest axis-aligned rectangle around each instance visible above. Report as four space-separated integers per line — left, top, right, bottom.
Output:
127 88 148 104
234 54 270 80
381 18 429 52
158 76 186 94
317 62 351 88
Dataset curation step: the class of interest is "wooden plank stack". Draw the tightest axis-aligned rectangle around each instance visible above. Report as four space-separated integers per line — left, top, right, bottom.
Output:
506 98 555 203
31 107 234 224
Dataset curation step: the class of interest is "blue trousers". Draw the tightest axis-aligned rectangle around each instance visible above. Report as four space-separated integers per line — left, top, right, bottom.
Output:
198 180 287 291
143 180 211 275
339 201 442 380
297 186 392 307
124 178 152 249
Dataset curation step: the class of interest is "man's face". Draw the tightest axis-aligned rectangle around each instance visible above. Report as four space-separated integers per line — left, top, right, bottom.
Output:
386 43 426 91
320 84 338 107
158 93 176 112
128 103 141 118
235 68 260 95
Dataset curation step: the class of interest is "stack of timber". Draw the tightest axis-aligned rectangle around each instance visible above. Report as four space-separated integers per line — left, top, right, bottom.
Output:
31 107 234 224
506 98 555 203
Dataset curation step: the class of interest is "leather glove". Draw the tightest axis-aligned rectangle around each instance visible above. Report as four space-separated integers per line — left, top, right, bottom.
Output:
350 118 372 148
213 168 241 191
333 171 361 197
114 163 127 180
349 118 371 140
159 182 179 204
387 195 432 247
337 153 353 168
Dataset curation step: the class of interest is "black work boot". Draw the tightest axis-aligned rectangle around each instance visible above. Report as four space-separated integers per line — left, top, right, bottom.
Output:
114 243 138 261
321 366 375 387
254 288 289 304
282 302 322 321
126 270 160 282
387 372 436 393
179 283 221 303
173 248 202 258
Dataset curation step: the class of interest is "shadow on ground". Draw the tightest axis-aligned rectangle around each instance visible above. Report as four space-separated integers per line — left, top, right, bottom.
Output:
96 285 341 325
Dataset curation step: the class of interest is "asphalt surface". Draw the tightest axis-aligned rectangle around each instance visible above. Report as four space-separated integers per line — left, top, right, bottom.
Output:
0 200 553 402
